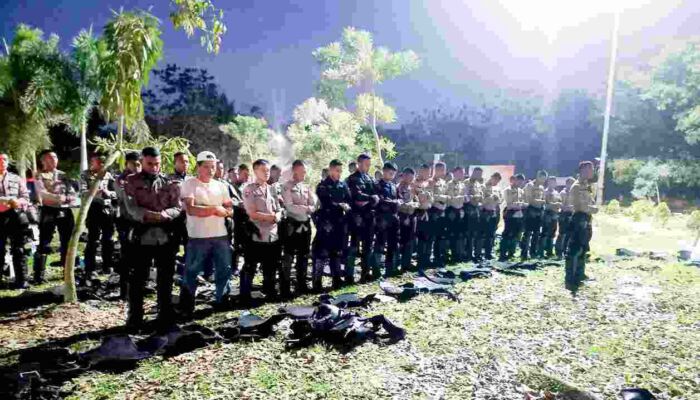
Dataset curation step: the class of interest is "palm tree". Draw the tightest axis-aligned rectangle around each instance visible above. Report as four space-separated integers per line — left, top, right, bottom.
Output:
0 24 75 175
62 9 164 302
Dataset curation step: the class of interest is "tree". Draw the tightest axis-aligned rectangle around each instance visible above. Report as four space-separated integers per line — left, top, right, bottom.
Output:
68 27 106 172
313 27 420 165
169 0 227 54
643 43 700 145
0 24 75 175
287 97 361 183
62 9 164 303
220 115 274 166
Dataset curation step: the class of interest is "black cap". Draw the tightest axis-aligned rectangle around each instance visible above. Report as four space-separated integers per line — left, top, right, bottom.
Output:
142 147 160 157
329 159 343 167
357 153 371 162
383 162 398 171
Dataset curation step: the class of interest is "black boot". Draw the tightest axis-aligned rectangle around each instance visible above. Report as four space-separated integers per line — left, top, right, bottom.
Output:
178 286 195 321
12 248 30 289
32 253 47 284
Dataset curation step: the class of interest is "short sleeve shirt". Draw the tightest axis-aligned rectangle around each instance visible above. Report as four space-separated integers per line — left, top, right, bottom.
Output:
181 177 231 239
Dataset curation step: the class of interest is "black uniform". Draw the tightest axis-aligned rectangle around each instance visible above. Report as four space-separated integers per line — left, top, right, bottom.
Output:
0 172 33 288
313 177 352 289
346 170 378 282
80 169 117 278
168 171 189 275
373 179 400 277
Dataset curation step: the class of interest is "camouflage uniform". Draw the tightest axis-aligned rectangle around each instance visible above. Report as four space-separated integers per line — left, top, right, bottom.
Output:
80 169 117 277
479 182 502 260
0 171 33 287
565 179 597 285
464 178 484 261
123 172 182 326
519 180 545 259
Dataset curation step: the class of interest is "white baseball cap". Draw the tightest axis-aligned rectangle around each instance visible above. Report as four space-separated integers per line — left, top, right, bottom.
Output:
196 151 217 162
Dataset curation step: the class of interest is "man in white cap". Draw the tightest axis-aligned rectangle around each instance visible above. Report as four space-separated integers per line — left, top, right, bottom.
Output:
178 151 234 317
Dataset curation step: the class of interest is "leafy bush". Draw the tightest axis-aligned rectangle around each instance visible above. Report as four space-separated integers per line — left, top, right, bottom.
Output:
603 199 621 215
689 210 700 234
624 199 655 221
654 202 672 227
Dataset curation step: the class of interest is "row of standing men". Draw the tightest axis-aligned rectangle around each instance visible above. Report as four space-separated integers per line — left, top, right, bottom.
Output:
0 149 597 328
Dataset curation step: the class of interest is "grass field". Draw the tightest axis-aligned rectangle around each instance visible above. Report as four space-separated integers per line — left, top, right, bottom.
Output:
1 213 698 399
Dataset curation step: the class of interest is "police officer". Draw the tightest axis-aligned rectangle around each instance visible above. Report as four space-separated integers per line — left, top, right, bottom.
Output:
540 176 562 258
0 153 33 288
81 153 117 280
123 147 182 328
520 170 547 260
115 151 141 299
555 177 575 259
413 164 433 273
169 152 190 275
464 167 484 262
479 172 502 260
499 174 526 261
446 166 466 263
313 160 352 290
373 162 401 278
242 159 284 301
282 160 317 294
566 161 598 286
397 168 419 272
232 164 250 273
346 153 379 283
34 150 79 283
427 162 449 268
268 164 283 206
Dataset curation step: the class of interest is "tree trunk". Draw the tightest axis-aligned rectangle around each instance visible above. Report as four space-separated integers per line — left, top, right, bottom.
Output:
371 90 383 166
63 150 121 302
80 120 88 172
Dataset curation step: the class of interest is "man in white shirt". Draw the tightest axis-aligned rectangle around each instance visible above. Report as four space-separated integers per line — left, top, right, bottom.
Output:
178 151 234 316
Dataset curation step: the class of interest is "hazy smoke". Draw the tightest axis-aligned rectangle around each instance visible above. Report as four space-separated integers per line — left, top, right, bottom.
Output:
269 130 294 181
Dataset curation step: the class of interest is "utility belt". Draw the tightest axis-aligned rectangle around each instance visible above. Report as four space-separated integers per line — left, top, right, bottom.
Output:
282 217 311 238
377 202 399 214
130 222 175 247
39 206 73 222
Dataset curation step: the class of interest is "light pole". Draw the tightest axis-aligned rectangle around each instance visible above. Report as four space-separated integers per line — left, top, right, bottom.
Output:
596 11 621 206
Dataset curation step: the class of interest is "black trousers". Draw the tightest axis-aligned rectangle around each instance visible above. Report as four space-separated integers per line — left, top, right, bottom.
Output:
479 209 499 260
415 210 432 271
520 206 543 259
241 240 282 299
540 209 559 257
115 217 132 298
374 212 399 275
84 205 115 275
313 213 347 287
0 210 30 285
445 206 463 264
463 203 481 261
566 212 592 283
428 207 447 268
127 240 177 326
555 211 573 258
348 210 376 278
499 209 523 260
282 219 312 291
398 212 417 270
37 207 74 262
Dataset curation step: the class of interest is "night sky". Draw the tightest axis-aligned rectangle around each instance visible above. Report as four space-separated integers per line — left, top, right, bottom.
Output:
2 0 699 126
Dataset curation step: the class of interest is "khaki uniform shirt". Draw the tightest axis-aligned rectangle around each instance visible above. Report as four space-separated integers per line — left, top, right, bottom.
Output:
36 170 78 208
282 180 316 222
482 183 502 211
523 181 545 208
397 182 419 215
446 179 466 209
503 186 525 210
464 178 484 206
243 182 281 242
413 179 432 211
569 180 598 215
80 170 116 207
544 188 562 212
427 177 449 210
560 188 574 213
